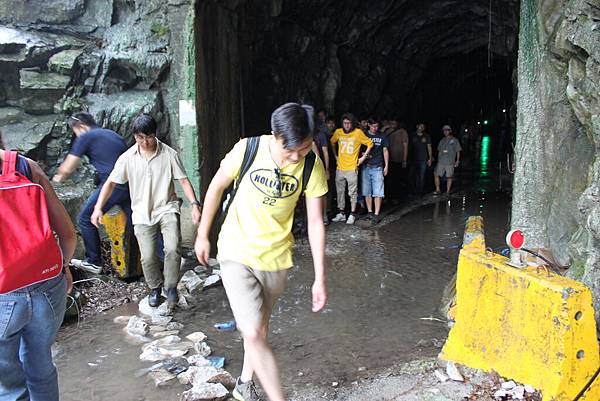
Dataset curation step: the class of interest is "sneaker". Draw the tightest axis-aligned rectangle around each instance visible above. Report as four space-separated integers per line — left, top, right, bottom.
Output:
148 287 162 308
233 377 263 401
332 213 346 222
373 214 382 224
70 258 102 274
166 288 179 309
367 212 374 221
433 191 441 196
346 214 356 225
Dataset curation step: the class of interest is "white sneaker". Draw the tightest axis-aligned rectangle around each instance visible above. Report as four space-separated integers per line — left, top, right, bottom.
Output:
346 214 356 225
70 258 102 274
332 213 346 222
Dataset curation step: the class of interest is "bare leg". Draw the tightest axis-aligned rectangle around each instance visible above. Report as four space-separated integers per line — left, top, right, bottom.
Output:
374 197 382 215
446 177 453 193
241 325 285 401
434 174 441 192
350 200 357 213
365 196 373 213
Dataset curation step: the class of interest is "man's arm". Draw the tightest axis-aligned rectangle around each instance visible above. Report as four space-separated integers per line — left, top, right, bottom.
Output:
383 147 389 176
321 146 330 179
178 177 202 225
427 144 433 167
90 180 118 227
455 150 461 167
306 195 327 312
194 167 234 265
52 155 81 183
402 142 408 167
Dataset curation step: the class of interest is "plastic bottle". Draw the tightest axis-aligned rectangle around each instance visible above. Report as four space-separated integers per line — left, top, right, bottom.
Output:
214 320 236 331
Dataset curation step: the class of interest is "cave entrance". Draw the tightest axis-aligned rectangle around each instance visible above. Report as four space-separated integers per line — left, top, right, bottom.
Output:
194 1 520 184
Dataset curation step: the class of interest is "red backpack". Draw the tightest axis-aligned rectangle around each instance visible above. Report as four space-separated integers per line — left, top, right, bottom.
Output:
0 151 63 293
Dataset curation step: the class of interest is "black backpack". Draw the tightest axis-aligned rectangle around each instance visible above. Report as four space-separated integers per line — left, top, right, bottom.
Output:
221 136 316 229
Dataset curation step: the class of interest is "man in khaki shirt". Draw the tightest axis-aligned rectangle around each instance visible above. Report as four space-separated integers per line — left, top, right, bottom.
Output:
91 114 201 309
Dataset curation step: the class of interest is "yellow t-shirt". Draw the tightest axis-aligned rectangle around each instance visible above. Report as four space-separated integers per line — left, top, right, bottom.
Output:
217 135 328 271
330 128 373 170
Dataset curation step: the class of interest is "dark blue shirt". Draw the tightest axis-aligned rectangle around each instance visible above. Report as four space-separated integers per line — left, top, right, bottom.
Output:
70 128 127 183
365 130 389 167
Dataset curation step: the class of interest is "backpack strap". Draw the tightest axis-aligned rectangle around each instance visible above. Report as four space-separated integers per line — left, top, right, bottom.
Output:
301 150 316 194
1 151 17 178
221 136 260 222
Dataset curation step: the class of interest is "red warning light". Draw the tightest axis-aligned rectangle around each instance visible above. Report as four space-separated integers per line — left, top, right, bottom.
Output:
506 229 525 249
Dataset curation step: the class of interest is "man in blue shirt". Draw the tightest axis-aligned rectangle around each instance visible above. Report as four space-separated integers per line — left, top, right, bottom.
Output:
53 112 130 274
361 118 389 223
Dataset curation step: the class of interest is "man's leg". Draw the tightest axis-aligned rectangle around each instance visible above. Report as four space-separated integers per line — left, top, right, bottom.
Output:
361 167 373 213
416 161 427 194
159 213 182 290
21 274 67 401
434 172 441 193
133 223 163 290
0 292 29 401
77 188 103 265
347 171 358 213
335 170 346 213
373 168 385 217
221 261 287 401
445 165 455 194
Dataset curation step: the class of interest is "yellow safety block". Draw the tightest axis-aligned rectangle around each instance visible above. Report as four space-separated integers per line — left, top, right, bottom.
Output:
440 218 600 401
102 205 141 279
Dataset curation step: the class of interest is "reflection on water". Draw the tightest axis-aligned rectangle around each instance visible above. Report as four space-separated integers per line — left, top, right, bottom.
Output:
55 189 510 400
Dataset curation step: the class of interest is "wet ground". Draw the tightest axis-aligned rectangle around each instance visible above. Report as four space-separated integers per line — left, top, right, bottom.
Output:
54 164 511 401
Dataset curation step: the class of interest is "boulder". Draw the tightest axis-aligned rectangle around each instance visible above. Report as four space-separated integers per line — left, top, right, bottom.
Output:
0 107 23 125
148 369 177 387
194 342 212 357
180 382 229 401
48 50 83 75
125 315 149 336
180 270 204 293
1 115 56 154
85 90 165 141
163 356 190 375
187 355 211 367
0 0 85 25
19 70 71 90
152 330 180 338
139 295 172 319
186 332 207 343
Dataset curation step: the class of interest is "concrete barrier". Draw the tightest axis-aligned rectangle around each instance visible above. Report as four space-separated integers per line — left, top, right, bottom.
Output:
103 205 141 279
440 216 600 401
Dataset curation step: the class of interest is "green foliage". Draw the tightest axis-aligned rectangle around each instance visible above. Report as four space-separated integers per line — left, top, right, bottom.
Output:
151 23 170 37
569 259 586 281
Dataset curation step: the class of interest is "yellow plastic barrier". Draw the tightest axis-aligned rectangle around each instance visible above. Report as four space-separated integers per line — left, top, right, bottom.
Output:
102 205 141 279
440 217 600 401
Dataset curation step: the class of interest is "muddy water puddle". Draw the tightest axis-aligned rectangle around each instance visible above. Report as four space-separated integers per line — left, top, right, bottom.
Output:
55 189 509 400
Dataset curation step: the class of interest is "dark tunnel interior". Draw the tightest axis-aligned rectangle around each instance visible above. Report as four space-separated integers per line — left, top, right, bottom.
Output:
195 0 520 187
237 0 519 137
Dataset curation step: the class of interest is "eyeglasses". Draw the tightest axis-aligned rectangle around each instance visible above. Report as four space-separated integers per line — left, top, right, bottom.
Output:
273 168 282 198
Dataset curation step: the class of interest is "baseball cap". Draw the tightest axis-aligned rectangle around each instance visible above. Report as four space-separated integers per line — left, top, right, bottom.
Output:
442 125 452 131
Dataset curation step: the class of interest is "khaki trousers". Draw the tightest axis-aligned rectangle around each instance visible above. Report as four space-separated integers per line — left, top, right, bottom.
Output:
133 213 181 289
335 169 358 211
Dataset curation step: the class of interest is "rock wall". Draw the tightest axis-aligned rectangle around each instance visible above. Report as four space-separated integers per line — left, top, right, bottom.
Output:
0 0 199 237
0 0 198 166
512 0 600 315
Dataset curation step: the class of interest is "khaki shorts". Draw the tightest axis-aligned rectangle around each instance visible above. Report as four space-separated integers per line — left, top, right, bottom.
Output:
435 164 455 178
220 260 288 330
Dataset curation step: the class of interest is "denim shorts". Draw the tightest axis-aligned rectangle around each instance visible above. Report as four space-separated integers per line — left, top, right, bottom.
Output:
361 165 385 197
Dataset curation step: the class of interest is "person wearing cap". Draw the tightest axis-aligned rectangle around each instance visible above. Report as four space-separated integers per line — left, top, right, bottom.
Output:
52 112 130 274
433 125 462 195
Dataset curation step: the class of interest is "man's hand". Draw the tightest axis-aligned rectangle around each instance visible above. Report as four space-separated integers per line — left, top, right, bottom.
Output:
65 266 73 294
454 160 460 168
52 174 65 183
191 205 201 225
384 166 389 176
357 156 366 166
91 208 103 228
325 170 330 181
427 159 433 167
312 279 327 312
194 236 211 266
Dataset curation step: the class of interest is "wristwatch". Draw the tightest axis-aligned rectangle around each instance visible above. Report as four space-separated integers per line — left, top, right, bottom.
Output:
191 200 202 207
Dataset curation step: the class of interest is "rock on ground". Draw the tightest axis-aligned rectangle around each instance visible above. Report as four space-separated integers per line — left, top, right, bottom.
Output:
180 382 229 401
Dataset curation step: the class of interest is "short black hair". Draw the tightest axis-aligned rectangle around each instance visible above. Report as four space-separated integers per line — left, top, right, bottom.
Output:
368 117 380 125
341 113 357 130
131 114 157 135
68 112 97 129
270 103 314 149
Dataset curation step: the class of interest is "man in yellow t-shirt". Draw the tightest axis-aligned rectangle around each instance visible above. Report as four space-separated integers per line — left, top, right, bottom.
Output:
330 113 373 224
194 103 328 401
